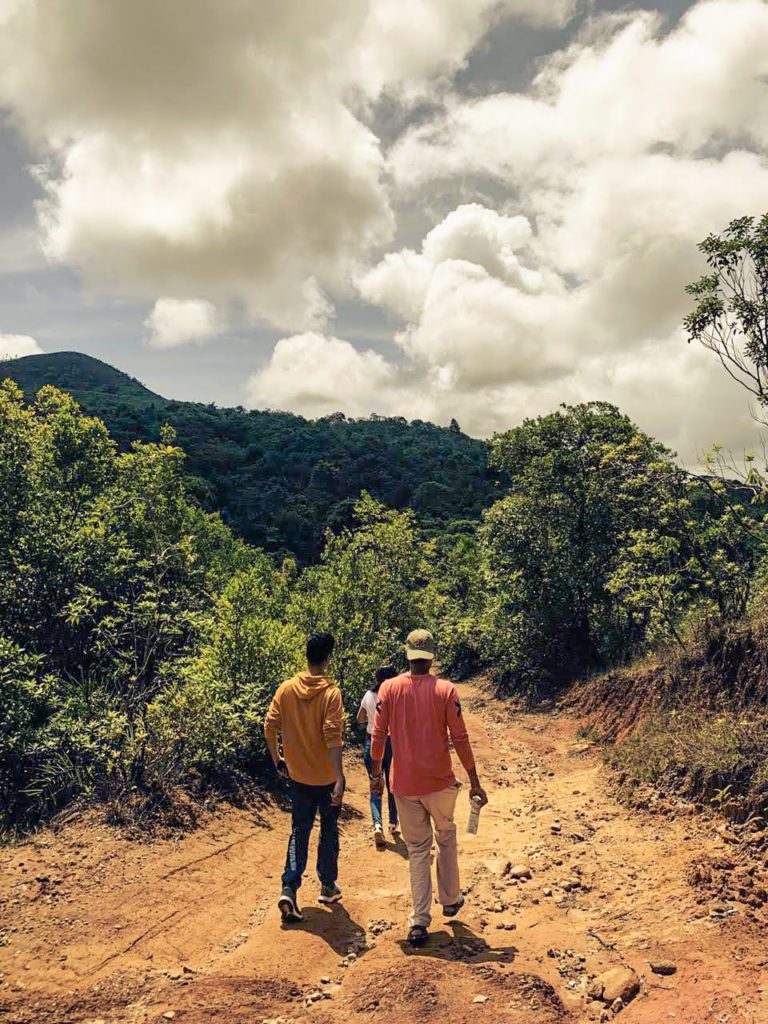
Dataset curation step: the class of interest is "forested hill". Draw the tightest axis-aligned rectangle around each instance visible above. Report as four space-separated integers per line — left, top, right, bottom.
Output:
0 351 498 561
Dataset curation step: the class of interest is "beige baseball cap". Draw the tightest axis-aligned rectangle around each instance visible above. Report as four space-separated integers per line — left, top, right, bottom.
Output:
404 628 435 661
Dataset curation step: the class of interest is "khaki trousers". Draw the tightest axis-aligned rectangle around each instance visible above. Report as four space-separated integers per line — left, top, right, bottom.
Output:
395 783 461 928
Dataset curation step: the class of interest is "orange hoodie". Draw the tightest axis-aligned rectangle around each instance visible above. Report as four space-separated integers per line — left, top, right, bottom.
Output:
264 673 343 786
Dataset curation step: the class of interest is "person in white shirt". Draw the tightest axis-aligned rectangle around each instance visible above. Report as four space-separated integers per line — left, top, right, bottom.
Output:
357 664 399 849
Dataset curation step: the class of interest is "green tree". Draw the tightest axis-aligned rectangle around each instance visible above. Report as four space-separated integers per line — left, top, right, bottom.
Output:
685 213 768 406
288 494 432 705
152 558 303 775
426 529 487 678
608 456 767 643
0 384 250 826
480 403 675 693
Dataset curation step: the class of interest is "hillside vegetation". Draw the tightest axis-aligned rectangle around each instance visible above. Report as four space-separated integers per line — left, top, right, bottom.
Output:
574 213 768 823
574 610 768 822
1 383 762 835
0 352 496 562
2 214 768 837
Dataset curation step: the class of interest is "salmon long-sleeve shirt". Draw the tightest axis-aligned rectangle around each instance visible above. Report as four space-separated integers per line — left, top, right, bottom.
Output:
370 672 475 797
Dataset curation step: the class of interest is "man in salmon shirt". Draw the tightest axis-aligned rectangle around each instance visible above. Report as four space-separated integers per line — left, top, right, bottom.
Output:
370 629 488 946
264 632 344 924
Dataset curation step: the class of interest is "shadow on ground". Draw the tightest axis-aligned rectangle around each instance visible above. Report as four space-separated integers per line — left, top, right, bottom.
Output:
398 920 518 964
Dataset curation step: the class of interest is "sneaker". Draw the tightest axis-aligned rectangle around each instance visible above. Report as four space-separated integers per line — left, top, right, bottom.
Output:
374 826 386 850
278 886 303 923
318 884 343 904
443 895 465 918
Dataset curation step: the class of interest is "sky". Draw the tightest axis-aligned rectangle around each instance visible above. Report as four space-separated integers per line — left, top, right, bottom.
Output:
0 0 767 466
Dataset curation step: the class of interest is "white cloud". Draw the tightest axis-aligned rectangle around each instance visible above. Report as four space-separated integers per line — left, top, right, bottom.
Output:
244 324 756 474
247 332 403 419
350 0 768 462
355 0 578 99
390 0 768 188
356 156 768 442
358 203 547 333
0 333 42 359
0 0 575 332
144 298 218 349
1 0 766 466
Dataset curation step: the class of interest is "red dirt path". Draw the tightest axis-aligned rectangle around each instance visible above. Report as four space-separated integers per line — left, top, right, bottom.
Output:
1 687 766 1024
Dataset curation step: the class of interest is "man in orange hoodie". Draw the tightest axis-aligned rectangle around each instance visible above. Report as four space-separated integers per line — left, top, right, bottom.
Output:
264 632 345 923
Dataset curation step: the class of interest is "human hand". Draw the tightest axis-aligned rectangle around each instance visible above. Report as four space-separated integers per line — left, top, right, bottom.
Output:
274 756 289 779
370 773 384 798
469 784 488 808
331 776 346 807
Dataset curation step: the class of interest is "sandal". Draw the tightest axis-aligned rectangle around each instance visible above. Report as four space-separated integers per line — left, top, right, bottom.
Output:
407 925 429 947
443 895 465 918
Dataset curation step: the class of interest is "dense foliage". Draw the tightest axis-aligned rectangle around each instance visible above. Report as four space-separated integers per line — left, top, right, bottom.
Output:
0 381 252 826
0 352 497 563
4 213 768 832
0 380 443 830
3 380 765 830
584 213 768 820
437 403 765 697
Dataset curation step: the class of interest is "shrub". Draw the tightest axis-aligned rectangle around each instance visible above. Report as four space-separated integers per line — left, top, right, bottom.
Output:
612 707 768 821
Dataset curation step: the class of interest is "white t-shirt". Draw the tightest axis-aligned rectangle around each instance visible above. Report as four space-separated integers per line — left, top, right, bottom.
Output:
360 690 378 734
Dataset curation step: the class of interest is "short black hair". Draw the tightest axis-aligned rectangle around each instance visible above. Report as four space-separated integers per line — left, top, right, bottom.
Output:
307 632 335 666
370 664 397 692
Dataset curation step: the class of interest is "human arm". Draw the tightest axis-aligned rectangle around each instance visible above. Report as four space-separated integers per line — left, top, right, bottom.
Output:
329 746 345 807
324 688 346 806
264 687 288 778
356 691 372 727
369 686 390 796
466 766 488 807
446 685 488 807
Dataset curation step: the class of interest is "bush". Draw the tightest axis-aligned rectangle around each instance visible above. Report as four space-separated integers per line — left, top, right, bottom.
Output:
612 707 768 821
287 494 433 708
152 563 304 775
0 383 257 828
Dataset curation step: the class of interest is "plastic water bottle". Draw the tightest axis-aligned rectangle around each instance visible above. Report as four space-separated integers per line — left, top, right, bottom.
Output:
467 795 483 835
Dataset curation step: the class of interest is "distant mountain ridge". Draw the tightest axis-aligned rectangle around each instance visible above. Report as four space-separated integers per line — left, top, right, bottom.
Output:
2 351 165 407
1 351 497 562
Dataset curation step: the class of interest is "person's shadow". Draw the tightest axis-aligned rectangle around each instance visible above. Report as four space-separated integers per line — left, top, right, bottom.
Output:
398 920 518 964
380 831 409 861
285 903 369 959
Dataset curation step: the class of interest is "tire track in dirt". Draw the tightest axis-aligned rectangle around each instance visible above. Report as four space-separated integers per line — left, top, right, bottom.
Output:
1 684 766 1023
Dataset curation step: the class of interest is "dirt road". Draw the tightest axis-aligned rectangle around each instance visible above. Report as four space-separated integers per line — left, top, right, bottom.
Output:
1 686 766 1024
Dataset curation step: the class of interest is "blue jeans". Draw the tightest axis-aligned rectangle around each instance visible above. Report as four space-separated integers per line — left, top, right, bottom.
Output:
364 735 398 829
282 781 340 891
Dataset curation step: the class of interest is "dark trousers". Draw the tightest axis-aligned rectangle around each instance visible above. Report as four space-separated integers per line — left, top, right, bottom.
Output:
364 735 398 828
282 780 340 891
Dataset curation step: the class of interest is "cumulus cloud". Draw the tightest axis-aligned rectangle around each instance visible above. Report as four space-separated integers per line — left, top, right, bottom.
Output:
144 298 218 349
358 203 562 387
356 0 579 98
247 332 404 419
350 0 768 461
390 0 768 187
1 0 766 465
0 333 42 360
0 0 576 331
247 325 754 474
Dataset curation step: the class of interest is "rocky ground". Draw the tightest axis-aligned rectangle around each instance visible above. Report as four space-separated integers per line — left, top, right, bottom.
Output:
1 685 766 1024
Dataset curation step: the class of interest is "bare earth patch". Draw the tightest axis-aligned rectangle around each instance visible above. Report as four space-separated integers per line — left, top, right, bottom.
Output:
1 686 766 1024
